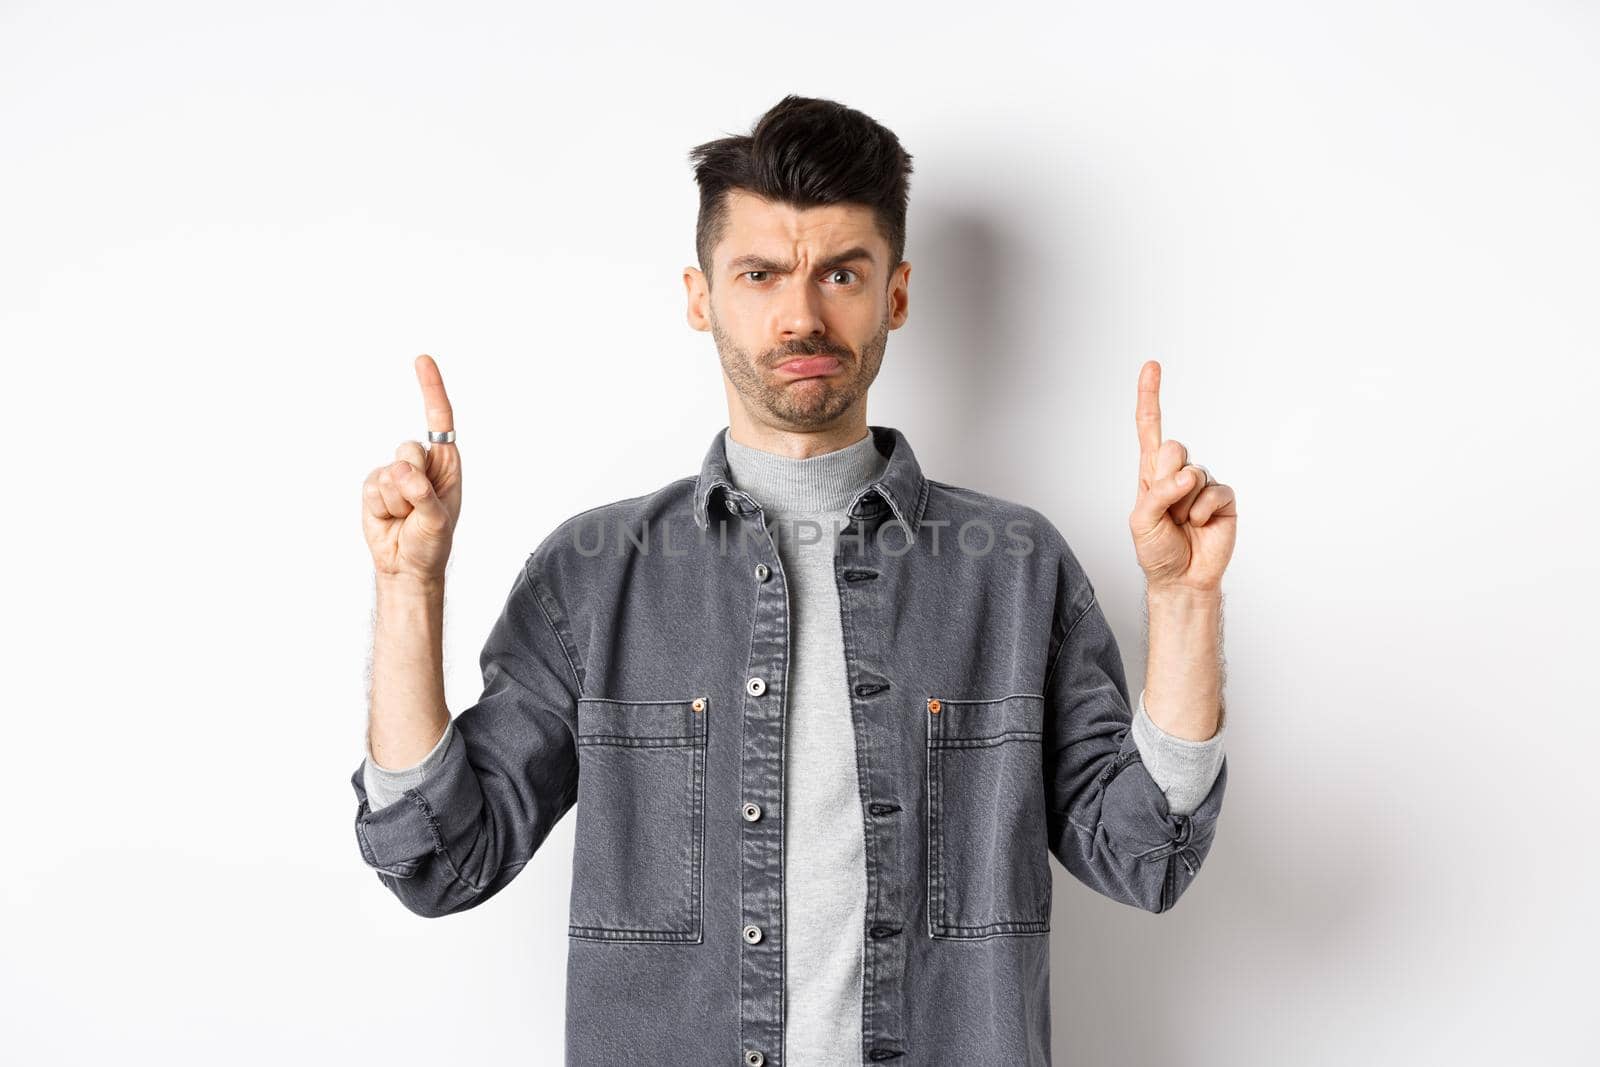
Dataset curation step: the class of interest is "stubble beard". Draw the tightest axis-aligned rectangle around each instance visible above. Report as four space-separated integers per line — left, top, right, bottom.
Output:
711 309 889 430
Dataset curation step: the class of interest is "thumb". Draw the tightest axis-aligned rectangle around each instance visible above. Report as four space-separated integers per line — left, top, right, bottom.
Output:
1132 464 1199 531
391 461 450 535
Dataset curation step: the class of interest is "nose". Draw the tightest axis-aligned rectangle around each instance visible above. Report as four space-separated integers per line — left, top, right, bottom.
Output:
774 273 827 340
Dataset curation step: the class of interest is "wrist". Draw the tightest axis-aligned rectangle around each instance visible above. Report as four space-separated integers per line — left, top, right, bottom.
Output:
1146 582 1222 610
375 571 446 599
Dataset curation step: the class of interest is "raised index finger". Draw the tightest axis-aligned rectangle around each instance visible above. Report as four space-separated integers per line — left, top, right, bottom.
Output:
1136 359 1162 474
414 354 455 435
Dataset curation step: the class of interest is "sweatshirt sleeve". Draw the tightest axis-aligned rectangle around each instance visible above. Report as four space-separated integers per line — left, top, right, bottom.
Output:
362 718 457 812
1128 688 1227 817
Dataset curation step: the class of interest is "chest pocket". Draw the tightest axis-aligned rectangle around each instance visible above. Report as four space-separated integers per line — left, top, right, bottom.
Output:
568 695 708 942
926 692 1052 939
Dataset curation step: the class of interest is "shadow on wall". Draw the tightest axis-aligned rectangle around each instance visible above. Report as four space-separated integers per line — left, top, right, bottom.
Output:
891 199 1027 437
909 189 1386 1064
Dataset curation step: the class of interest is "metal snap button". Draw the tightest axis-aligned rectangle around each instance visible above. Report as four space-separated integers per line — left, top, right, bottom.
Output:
692 697 706 713
742 923 763 944
742 802 762 821
725 496 740 514
754 562 770 581
746 676 766 696
927 698 941 714
744 1051 765 1067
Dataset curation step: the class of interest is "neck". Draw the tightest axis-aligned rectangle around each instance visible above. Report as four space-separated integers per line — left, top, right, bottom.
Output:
724 394 871 459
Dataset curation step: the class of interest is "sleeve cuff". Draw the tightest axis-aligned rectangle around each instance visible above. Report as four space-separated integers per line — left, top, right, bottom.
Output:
1130 688 1227 817
363 719 456 812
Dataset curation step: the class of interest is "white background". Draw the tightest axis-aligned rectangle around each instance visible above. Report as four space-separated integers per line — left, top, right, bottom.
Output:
3 1 1595 1063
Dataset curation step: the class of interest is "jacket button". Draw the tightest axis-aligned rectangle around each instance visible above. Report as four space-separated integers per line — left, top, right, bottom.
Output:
754 562 770 581
692 697 706 713
742 802 762 821
742 923 763 944
744 1051 765 1066
927 698 941 714
746 676 766 696
725 496 741 514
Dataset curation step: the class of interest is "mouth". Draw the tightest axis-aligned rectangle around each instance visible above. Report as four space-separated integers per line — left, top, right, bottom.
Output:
774 354 844 379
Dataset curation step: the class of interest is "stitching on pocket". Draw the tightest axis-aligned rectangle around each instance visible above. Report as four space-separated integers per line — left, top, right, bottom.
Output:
926 691 1051 940
570 695 707 942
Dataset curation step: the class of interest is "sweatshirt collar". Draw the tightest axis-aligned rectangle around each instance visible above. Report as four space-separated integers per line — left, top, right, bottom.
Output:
693 424 930 541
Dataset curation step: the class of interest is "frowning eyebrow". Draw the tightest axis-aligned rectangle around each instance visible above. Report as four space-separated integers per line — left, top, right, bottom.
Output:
726 245 876 275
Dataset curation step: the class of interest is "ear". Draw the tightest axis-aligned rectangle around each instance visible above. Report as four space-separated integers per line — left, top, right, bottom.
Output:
683 266 711 332
887 260 911 329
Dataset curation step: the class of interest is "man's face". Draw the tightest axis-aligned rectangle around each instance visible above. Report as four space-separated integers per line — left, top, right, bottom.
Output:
684 189 910 431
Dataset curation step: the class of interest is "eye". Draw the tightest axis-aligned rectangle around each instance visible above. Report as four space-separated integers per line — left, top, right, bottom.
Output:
744 270 771 284
825 269 859 285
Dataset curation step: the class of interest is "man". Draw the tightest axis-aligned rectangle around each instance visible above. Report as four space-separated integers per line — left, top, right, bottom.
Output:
353 95 1235 1066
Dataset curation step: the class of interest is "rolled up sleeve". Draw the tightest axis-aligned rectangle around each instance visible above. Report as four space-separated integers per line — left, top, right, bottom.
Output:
1129 688 1227 817
1043 591 1228 914
362 718 456 812
349 554 583 918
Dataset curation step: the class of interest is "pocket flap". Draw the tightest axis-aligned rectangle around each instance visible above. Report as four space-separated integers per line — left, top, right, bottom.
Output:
927 692 1044 745
577 696 708 746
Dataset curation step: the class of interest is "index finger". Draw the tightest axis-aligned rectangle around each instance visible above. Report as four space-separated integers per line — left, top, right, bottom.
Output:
1136 359 1162 474
414 354 455 435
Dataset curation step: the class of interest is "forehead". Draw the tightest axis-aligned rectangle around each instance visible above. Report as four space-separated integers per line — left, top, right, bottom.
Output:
716 189 884 268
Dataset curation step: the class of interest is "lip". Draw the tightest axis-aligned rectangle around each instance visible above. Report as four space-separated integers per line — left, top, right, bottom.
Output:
774 355 844 378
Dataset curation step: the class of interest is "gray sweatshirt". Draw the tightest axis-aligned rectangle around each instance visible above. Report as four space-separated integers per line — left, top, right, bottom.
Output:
361 428 1227 1059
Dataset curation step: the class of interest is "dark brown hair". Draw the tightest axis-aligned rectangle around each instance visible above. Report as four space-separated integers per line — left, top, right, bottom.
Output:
688 95 914 288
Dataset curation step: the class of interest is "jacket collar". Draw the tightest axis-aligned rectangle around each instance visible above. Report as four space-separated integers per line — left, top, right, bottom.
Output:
692 424 929 541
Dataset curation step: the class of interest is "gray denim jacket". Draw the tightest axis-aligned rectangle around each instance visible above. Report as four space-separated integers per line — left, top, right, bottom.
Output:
349 424 1228 1066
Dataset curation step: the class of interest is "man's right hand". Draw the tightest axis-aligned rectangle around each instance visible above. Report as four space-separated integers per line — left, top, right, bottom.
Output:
362 354 463 587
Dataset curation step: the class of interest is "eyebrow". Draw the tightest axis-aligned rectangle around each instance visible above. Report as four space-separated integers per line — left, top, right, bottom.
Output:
726 245 877 275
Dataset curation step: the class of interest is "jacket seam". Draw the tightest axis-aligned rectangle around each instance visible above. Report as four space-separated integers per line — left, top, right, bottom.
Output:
522 560 584 695
1043 592 1098 693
